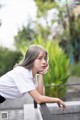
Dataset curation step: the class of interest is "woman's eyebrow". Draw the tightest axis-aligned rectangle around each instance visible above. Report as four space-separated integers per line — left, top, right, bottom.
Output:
38 55 43 57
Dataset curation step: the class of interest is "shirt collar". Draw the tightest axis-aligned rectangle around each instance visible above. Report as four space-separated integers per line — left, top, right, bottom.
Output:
28 69 36 79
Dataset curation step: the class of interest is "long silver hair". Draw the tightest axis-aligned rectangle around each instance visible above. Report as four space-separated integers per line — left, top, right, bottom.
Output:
17 45 48 70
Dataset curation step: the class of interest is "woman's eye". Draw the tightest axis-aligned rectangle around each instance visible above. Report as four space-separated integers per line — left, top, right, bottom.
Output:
44 57 47 60
38 57 42 60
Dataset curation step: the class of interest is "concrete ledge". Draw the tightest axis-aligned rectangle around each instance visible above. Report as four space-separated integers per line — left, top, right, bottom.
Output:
24 101 80 120
40 101 80 120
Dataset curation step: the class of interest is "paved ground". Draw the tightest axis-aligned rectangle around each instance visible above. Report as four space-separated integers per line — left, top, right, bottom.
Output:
0 109 24 120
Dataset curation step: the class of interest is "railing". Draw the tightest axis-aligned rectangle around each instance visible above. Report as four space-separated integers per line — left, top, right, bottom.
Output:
34 100 37 108
45 83 80 87
34 101 53 120
40 103 53 120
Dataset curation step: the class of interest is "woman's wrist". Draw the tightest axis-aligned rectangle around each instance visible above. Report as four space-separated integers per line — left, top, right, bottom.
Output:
38 74 44 82
38 74 44 79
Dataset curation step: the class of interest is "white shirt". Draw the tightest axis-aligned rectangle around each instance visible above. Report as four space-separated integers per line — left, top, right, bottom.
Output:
0 66 38 99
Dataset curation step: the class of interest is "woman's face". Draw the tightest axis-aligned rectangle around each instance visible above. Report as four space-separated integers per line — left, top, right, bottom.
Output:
32 51 48 74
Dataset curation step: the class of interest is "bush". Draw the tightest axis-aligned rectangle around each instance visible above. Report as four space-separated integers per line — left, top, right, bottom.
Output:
0 47 22 76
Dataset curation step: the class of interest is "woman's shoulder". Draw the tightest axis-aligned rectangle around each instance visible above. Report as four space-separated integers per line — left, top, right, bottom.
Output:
13 66 33 77
13 66 28 72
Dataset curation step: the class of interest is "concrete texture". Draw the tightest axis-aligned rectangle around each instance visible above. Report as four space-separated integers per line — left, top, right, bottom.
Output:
24 104 43 120
0 109 24 120
24 101 80 120
40 101 80 120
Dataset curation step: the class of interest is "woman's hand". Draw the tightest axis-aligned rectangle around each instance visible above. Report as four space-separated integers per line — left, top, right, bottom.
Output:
57 98 66 111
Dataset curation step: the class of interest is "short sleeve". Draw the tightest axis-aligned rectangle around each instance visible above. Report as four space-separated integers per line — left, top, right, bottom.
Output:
13 68 36 94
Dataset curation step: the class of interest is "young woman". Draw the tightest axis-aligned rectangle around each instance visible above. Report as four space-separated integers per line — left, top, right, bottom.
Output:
0 45 66 110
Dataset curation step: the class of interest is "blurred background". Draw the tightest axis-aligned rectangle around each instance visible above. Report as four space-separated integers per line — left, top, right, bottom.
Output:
0 0 80 119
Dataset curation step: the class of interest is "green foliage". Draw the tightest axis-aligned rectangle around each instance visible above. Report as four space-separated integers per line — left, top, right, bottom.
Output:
35 0 57 17
58 10 80 63
14 22 35 51
34 37 70 99
34 0 58 43
0 47 22 76
69 15 80 63
34 23 51 41
14 1 57 53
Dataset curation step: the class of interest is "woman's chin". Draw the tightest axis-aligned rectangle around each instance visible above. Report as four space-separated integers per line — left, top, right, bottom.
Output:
39 69 44 73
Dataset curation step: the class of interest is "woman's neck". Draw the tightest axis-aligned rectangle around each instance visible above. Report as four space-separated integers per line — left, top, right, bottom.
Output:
32 68 37 77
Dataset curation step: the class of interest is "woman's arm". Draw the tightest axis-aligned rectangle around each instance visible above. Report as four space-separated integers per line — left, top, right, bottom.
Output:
37 63 49 95
37 74 44 95
28 89 66 110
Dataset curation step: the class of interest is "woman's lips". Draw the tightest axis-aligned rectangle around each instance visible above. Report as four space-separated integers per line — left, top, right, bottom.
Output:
41 66 46 69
